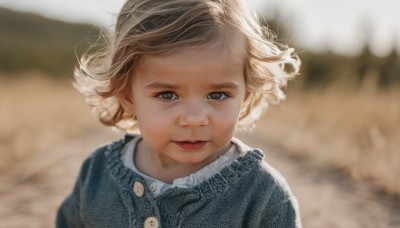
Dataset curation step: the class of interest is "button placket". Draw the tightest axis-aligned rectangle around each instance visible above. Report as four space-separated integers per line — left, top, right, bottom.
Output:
131 182 160 228
149 182 157 192
133 181 144 197
144 216 159 228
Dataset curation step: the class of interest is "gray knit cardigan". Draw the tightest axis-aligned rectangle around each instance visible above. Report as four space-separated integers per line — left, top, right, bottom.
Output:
56 135 301 227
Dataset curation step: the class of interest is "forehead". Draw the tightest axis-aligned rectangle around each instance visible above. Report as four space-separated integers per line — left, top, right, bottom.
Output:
142 42 244 69
140 29 247 67
134 43 246 86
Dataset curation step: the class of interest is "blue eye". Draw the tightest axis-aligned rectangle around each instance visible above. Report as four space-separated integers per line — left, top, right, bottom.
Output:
156 92 179 101
207 92 228 100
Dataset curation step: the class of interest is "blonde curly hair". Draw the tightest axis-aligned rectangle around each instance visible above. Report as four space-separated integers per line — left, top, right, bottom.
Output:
74 0 300 132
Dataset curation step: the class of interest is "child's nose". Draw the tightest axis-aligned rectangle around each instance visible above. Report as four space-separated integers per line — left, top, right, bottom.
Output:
178 102 209 127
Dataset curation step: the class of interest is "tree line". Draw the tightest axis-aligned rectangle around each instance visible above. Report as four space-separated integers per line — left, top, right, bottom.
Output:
1 7 399 89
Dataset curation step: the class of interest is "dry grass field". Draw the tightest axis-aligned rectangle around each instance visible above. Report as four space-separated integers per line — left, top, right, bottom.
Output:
0 75 117 227
0 75 100 172
256 83 400 197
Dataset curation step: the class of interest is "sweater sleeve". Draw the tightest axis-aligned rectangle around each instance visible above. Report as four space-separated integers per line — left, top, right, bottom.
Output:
56 181 84 227
56 155 93 228
260 185 302 228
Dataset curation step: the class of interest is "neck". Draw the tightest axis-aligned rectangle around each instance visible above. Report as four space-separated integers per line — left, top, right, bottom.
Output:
134 140 229 184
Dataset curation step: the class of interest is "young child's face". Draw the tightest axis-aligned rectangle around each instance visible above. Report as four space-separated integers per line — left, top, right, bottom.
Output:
126 45 246 166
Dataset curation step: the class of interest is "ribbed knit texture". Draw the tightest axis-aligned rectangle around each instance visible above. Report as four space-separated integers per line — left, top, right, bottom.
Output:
56 135 301 227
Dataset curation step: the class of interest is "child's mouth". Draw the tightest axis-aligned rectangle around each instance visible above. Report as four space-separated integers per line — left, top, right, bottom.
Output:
175 141 207 151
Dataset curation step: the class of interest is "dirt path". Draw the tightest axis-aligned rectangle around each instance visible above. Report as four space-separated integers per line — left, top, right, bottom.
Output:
0 129 121 228
1 130 399 227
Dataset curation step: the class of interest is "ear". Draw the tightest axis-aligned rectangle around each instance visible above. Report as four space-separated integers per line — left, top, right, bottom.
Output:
119 92 135 116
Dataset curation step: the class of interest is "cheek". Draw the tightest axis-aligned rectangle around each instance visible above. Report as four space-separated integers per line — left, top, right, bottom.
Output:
213 106 241 129
221 99 243 118
136 107 175 130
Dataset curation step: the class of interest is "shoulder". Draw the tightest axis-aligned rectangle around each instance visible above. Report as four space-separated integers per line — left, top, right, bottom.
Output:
246 153 301 227
234 152 301 227
258 161 302 226
233 138 293 195
232 138 294 197
77 134 135 183
236 152 293 200
232 139 301 225
256 160 293 194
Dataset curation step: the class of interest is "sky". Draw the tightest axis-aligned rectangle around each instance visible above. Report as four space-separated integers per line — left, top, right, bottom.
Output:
0 0 399 57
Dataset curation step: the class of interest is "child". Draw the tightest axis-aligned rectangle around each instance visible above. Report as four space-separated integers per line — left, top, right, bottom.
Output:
57 0 302 227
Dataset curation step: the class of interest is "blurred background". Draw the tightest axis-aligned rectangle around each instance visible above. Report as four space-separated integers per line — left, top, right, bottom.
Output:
0 0 399 227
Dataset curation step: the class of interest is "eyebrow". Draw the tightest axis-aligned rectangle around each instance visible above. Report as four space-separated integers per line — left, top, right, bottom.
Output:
209 82 239 90
144 82 178 89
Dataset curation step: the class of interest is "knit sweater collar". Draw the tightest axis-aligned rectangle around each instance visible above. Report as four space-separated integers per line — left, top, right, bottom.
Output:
105 134 264 199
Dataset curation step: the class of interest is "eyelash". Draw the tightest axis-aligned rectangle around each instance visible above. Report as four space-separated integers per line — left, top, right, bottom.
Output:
154 91 230 101
155 91 179 101
207 92 229 100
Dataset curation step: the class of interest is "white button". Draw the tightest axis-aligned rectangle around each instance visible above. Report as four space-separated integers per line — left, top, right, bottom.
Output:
149 182 157 192
144 216 159 228
133 182 144 197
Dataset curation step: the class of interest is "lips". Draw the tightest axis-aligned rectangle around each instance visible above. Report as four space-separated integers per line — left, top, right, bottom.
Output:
175 141 207 151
